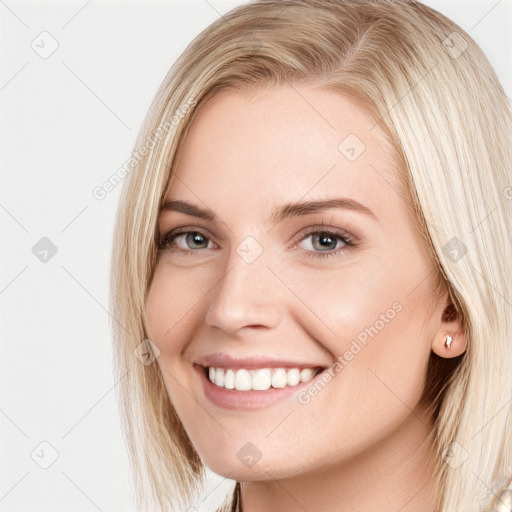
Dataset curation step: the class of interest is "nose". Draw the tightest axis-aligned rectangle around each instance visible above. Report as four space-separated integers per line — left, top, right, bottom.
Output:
204 244 283 335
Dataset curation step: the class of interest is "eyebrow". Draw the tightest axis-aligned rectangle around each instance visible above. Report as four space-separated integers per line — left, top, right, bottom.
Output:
160 197 378 225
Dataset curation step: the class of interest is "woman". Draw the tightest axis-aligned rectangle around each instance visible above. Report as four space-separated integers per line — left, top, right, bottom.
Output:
110 1 512 510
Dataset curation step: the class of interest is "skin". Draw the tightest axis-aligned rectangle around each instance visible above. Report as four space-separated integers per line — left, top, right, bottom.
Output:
144 85 466 512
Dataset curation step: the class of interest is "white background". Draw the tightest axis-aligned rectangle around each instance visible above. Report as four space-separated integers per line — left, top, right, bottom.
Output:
1 1 511 510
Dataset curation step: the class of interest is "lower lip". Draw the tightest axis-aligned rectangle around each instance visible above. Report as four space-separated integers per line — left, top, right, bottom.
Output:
194 364 324 411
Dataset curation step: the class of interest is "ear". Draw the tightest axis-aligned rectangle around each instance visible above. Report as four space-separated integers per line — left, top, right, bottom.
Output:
431 297 467 359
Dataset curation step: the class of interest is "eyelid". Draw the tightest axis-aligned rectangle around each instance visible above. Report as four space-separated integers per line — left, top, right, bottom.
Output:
158 223 358 257
289 224 356 247
287 225 356 259
158 226 217 253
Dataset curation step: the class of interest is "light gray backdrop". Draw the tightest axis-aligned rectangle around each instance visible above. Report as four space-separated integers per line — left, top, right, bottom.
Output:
1 0 511 510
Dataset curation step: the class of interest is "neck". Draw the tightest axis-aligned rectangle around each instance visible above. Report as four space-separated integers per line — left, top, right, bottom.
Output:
239 407 438 512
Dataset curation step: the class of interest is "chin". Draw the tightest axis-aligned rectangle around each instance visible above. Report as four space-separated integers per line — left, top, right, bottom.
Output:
202 457 271 481
200 447 314 483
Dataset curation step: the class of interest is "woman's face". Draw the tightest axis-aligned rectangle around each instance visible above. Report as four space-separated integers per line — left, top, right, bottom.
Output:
144 85 448 480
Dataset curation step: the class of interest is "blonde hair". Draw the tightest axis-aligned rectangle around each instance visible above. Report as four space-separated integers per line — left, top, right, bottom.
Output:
110 1 512 510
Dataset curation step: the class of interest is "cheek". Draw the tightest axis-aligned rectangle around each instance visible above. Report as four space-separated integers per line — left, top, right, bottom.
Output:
144 261 209 346
276 255 414 354
278 240 434 348
143 251 436 480
271 259 434 436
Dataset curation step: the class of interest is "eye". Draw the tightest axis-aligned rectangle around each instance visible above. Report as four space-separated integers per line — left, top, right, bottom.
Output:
158 228 216 255
292 227 355 259
158 225 356 258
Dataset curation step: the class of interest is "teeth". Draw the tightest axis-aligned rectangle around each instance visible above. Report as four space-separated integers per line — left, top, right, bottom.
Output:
252 369 271 390
300 368 315 382
214 368 225 387
224 369 235 389
234 369 251 391
271 368 287 388
287 368 300 386
207 366 320 391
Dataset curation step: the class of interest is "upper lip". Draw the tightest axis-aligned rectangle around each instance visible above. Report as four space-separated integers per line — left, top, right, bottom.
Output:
195 353 329 370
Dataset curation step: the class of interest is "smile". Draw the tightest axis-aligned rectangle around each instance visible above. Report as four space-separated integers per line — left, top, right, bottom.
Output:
207 366 322 391
193 355 330 410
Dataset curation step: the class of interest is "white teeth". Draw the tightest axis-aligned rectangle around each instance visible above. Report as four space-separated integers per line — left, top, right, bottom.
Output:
300 368 315 382
271 368 287 388
252 369 271 390
224 369 235 389
214 367 224 387
207 366 321 391
287 368 300 386
234 369 251 391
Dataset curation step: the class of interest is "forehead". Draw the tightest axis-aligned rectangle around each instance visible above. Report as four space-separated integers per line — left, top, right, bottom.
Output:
165 85 404 224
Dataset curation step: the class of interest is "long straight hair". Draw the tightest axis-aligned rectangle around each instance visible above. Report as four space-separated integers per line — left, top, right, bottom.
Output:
110 1 512 510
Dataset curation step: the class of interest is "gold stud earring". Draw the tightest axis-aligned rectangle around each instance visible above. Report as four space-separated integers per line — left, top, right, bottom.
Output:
444 335 453 349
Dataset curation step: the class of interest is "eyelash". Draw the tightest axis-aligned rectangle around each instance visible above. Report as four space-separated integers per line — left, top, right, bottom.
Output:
293 227 355 258
157 226 355 259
